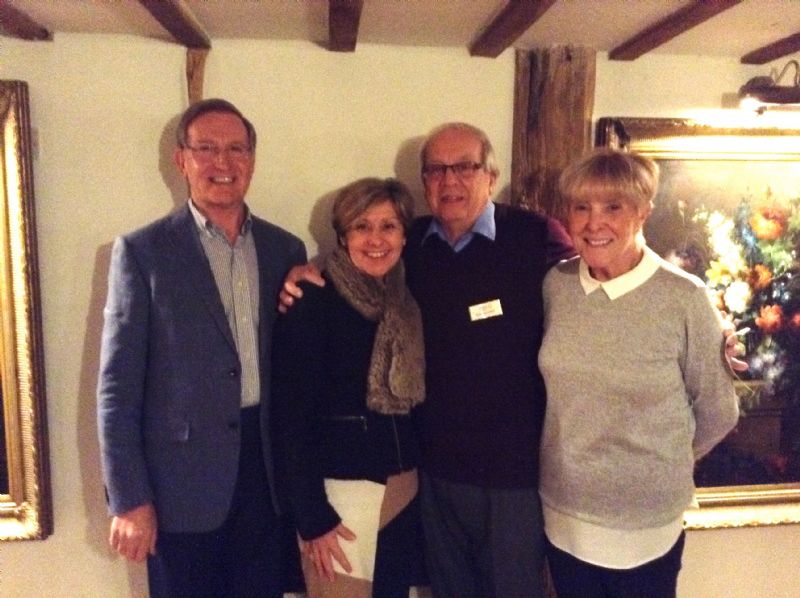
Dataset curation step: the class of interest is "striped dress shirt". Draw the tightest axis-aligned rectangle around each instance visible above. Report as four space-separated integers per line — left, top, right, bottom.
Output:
189 200 261 407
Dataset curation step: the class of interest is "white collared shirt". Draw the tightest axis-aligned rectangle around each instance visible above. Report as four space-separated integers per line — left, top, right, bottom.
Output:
578 245 661 300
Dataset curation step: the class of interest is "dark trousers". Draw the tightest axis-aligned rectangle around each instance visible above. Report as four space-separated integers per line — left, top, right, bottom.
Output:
546 531 686 598
147 407 284 598
419 472 545 598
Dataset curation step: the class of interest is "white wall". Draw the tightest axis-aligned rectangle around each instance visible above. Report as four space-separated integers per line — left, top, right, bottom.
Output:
1 34 798 597
596 51 800 128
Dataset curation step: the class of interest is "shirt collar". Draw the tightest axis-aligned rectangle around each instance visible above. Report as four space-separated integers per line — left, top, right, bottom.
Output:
188 199 252 238
422 201 496 252
578 245 661 300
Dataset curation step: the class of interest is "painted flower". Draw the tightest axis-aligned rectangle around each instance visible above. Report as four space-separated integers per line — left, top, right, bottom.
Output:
755 304 784 334
749 205 789 241
706 213 746 274
722 280 752 315
707 288 725 312
749 263 773 291
688 194 799 406
706 260 740 287
750 341 785 385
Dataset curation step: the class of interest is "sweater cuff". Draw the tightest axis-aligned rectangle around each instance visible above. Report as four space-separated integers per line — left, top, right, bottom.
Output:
296 503 341 541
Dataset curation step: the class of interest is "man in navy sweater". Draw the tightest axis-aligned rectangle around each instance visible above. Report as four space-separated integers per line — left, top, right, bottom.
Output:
403 123 574 597
282 122 573 597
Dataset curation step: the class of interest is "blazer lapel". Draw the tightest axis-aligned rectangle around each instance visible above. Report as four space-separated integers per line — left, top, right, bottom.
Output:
167 205 238 353
253 218 277 356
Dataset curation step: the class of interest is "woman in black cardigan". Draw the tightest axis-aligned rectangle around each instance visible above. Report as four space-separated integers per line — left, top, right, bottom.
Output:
273 178 426 598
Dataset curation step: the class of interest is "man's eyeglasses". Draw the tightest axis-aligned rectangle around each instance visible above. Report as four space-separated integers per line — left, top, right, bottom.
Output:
184 143 252 161
422 161 484 181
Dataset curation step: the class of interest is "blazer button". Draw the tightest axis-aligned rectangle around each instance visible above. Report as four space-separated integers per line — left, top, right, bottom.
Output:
228 368 238 378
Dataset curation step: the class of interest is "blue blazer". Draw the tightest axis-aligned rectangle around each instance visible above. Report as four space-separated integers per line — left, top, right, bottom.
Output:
97 204 306 533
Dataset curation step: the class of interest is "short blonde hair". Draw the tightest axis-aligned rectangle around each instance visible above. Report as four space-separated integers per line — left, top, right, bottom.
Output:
559 149 659 211
332 178 415 242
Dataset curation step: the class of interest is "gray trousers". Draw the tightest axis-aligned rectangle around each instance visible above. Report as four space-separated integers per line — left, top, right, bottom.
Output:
419 472 545 598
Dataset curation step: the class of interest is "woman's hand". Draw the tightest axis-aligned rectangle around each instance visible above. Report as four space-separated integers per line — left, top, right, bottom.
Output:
302 523 357 581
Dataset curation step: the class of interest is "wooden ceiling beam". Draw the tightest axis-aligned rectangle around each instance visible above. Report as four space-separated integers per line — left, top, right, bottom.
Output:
0 3 51 41
609 0 742 61
470 0 556 58
329 0 363 52
137 0 210 49
741 33 800 65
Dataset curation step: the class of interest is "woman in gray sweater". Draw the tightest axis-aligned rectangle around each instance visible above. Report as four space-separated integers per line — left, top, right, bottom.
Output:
538 149 739 598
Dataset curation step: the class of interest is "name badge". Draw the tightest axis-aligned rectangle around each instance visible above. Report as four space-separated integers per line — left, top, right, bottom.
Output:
469 299 503 322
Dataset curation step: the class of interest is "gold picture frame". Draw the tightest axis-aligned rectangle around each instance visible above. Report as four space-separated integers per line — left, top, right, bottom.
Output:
0 80 51 540
597 117 800 529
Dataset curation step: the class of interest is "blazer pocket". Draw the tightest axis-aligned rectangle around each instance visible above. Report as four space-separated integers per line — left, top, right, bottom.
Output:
146 419 190 443
168 420 190 442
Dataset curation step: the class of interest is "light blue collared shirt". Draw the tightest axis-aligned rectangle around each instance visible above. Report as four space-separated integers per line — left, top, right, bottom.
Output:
422 201 496 253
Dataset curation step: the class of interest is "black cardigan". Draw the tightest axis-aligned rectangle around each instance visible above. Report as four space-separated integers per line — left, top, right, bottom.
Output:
272 275 420 540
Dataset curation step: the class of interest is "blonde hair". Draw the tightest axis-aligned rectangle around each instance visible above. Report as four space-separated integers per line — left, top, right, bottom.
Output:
559 148 659 211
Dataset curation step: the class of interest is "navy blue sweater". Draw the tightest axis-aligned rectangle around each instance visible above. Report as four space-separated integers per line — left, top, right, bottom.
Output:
404 203 573 488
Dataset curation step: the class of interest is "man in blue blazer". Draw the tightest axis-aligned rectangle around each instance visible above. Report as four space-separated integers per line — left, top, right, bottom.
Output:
97 99 306 597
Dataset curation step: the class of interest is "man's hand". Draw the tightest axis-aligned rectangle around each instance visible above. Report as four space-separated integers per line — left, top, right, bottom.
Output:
303 523 356 581
278 263 324 313
722 326 749 374
109 502 158 562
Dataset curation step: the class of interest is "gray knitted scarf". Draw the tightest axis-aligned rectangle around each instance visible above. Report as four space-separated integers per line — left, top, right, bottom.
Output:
326 246 425 415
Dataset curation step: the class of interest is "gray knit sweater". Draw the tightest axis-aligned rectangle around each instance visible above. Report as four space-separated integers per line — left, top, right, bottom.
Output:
538 251 739 530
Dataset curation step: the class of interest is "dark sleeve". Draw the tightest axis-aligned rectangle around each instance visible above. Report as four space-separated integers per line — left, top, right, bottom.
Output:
288 237 308 271
272 284 342 540
544 216 576 267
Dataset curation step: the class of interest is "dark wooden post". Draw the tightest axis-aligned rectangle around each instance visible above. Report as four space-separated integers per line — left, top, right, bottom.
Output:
511 46 596 218
187 48 208 105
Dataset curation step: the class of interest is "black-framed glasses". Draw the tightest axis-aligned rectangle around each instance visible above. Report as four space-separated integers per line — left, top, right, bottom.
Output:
184 143 252 161
422 161 484 181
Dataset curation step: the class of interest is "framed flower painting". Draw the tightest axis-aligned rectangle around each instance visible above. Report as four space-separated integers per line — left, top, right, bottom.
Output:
598 117 800 529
